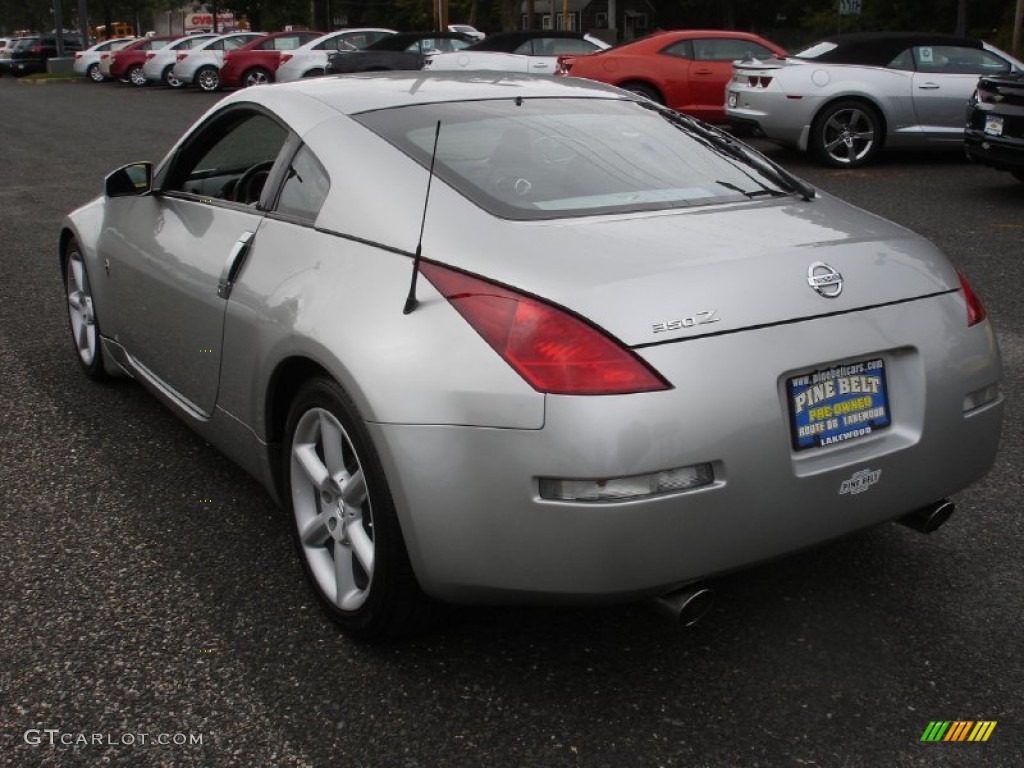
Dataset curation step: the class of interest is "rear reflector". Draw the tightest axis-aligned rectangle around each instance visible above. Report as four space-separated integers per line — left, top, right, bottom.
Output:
419 262 670 395
957 271 987 327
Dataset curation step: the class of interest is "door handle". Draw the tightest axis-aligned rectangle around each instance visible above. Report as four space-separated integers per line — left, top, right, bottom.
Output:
917 82 941 89
694 68 714 74
217 231 255 300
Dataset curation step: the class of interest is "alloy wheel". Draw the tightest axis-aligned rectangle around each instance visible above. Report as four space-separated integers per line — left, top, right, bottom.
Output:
197 67 220 92
66 247 97 367
290 407 375 612
87 63 104 82
128 65 146 87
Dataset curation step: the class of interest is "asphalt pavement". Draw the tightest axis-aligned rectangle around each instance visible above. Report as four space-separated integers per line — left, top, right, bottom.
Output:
1 77 1022 768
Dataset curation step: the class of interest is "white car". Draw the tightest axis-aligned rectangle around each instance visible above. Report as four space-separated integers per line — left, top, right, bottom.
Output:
143 32 218 88
276 28 395 83
74 38 136 82
424 31 608 75
171 31 264 91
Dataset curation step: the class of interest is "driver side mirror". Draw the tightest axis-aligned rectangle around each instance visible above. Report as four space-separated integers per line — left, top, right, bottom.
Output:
105 162 153 198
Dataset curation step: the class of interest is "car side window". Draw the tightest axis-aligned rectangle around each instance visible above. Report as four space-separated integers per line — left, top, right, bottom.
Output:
224 38 249 51
163 111 289 204
275 145 331 223
913 46 1010 75
660 40 694 60
205 40 225 51
692 38 775 62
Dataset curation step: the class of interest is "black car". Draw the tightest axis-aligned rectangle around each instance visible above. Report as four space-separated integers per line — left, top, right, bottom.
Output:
966 72 1024 183
325 31 472 74
10 34 84 76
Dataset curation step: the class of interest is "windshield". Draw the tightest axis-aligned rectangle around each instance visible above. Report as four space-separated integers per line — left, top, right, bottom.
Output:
357 97 794 220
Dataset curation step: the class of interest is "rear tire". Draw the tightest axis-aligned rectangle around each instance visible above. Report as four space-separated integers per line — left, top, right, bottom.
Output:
86 63 104 82
810 99 882 168
283 377 436 641
196 65 220 92
243 66 272 87
621 82 662 104
127 64 146 87
163 65 184 89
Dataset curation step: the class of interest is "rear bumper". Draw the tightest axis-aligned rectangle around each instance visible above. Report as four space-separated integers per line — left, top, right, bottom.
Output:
966 131 1024 174
370 294 1003 604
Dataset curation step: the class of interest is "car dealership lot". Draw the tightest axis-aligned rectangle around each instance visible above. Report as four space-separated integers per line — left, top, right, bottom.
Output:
1 78 1022 766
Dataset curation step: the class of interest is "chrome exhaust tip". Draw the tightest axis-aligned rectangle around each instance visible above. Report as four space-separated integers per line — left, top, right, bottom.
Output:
652 584 715 628
897 499 955 534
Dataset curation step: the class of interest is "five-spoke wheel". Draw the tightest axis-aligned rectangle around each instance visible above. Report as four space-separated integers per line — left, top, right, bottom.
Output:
811 100 881 168
284 378 432 640
64 239 106 380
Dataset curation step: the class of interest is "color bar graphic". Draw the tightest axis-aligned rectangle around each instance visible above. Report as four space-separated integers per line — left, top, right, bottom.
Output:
920 721 996 742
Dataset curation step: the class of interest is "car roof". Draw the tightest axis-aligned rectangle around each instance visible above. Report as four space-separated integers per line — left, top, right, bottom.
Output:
366 31 471 51
237 29 325 50
465 30 590 52
217 71 626 125
797 32 984 66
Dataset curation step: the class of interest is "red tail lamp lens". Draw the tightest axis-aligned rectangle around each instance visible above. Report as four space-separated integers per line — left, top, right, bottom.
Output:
420 262 669 395
957 271 987 327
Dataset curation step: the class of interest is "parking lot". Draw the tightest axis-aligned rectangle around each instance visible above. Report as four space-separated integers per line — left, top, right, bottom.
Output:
1 76 1022 767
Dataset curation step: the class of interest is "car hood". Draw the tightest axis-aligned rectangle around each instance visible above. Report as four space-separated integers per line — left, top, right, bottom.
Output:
424 192 958 347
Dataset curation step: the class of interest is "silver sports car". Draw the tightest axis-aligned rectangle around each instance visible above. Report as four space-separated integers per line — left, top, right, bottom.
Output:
726 32 1024 167
60 73 1004 639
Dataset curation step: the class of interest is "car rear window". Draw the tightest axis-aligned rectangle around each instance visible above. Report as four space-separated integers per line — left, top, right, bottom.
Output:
357 97 790 220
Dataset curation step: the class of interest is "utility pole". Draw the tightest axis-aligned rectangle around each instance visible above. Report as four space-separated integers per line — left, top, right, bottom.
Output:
78 0 88 43
1015 0 1023 58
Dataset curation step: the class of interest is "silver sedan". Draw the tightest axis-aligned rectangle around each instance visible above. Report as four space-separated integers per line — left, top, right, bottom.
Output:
60 73 1004 639
726 32 1024 167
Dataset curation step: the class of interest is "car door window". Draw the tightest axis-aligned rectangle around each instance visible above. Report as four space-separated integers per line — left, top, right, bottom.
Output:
163 110 288 204
274 145 331 223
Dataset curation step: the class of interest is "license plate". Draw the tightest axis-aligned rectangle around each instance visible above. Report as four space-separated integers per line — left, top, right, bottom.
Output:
984 115 1003 136
787 358 891 451
727 91 738 108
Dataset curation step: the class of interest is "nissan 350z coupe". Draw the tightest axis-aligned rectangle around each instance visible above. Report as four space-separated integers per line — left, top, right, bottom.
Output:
59 73 1004 640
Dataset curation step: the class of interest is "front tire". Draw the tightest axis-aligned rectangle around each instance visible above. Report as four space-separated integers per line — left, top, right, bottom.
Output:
810 100 882 168
284 377 433 641
127 64 147 87
196 65 220 92
63 239 107 381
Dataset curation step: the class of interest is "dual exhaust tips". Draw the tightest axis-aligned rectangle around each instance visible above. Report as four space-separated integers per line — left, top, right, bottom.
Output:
652 498 955 629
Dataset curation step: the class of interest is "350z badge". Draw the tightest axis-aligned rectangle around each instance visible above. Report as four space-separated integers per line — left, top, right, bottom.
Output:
652 309 720 334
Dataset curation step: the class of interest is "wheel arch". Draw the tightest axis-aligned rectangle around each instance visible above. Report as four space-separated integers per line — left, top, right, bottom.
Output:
812 94 889 150
616 78 664 103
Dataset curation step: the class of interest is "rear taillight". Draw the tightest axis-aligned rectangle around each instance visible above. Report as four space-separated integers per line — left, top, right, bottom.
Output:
30 45 43 54
746 75 773 87
420 262 669 395
280 53 293 64
176 52 187 60
957 271 987 327
74 52 82 59
145 52 155 60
